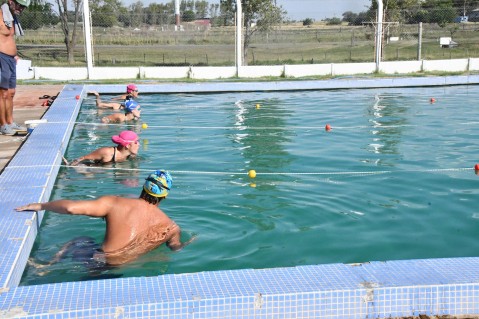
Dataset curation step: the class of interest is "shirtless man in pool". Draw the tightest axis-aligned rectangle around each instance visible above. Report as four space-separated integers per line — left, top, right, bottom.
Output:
16 170 196 266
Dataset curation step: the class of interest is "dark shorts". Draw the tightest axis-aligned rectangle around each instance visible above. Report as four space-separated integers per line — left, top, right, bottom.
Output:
61 236 122 279
0 52 16 89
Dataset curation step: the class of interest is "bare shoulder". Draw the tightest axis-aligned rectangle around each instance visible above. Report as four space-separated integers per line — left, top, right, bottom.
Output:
94 146 114 154
95 195 119 204
94 195 138 211
98 195 141 206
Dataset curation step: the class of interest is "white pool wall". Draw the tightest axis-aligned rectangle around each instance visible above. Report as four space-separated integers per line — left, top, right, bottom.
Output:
17 58 479 81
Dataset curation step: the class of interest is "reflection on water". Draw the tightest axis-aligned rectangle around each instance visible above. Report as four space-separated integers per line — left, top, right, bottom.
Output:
231 98 293 170
228 98 294 232
21 86 479 285
366 93 410 164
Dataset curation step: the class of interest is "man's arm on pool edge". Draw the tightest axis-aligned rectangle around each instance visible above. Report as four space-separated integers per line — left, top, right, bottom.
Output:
15 198 111 218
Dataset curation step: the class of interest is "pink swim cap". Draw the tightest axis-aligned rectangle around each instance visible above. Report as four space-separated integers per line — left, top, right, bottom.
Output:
126 84 138 94
111 130 138 147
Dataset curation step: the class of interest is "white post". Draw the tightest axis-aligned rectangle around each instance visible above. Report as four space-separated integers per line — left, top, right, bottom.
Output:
83 0 94 78
175 0 180 27
417 22 422 61
236 0 242 75
375 0 383 72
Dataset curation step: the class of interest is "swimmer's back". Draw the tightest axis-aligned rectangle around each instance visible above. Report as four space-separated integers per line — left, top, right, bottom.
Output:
99 196 176 254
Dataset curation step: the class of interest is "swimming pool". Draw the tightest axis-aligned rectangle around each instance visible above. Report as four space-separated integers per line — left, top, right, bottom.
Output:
20 84 479 286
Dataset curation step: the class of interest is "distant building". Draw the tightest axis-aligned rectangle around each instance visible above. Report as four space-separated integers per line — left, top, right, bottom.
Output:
193 19 211 28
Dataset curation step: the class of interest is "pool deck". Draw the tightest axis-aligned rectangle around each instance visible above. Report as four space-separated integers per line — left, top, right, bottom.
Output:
1 76 479 318
0 85 64 172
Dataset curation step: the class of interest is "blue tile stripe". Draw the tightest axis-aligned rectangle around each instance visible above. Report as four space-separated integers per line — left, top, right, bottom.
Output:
0 78 479 318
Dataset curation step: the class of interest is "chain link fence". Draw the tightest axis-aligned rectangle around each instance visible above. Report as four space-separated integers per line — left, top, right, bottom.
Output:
17 7 479 67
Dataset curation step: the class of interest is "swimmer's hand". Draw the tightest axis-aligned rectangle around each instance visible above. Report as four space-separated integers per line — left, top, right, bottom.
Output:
181 234 198 249
187 234 198 245
69 157 83 166
27 258 50 269
62 155 70 165
15 203 42 212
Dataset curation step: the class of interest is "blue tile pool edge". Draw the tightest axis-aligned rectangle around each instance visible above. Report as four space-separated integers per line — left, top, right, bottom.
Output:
1 76 479 318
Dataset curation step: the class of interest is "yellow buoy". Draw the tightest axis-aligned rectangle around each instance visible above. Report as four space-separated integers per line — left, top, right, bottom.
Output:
142 123 148 129
256 104 260 109
248 170 257 178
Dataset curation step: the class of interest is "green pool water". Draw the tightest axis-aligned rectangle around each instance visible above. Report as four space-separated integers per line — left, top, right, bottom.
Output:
21 85 479 285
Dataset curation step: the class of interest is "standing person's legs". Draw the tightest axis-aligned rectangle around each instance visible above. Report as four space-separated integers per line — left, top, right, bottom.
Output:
6 56 24 131
0 88 13 135
0 53 16 135
5 88 14 124
6 87 24 131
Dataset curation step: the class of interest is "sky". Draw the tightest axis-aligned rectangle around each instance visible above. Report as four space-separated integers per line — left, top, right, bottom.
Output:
133 0 372 21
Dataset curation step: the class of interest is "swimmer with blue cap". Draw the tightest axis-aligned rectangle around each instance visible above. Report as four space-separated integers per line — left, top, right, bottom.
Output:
16 170 196 266
142 170 173 199
90 84 139 110
101 99 141 124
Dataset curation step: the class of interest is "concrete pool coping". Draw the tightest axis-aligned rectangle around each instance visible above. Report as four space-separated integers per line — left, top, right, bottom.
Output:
1 76 479 318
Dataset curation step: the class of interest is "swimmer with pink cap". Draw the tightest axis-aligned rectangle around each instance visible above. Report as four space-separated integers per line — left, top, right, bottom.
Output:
89 84 139 110
66 130 140 166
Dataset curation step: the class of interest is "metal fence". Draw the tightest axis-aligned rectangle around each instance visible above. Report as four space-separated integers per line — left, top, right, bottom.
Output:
17 7 479 67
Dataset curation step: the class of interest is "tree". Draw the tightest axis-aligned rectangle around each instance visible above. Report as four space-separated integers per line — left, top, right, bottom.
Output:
195 0 209 18
325 17 342 25
342 11 357 25
219 0 235 26
90 0 124 27
221 0 285 65
209 3 221 26
421 0 456 27
22 0 59 30
56 0 82 64
129 1 144 28
302 18 314 26
182 9 195 21
145 3 172 26
342 10 373 26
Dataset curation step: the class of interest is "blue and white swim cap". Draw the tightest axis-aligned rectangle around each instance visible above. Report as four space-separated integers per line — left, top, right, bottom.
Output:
124 100 140 113
143 170 173 198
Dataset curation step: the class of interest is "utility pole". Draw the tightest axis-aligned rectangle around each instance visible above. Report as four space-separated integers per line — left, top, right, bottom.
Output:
175 0 181 28
375 0 383 72
236 0 243 74
83 0 93 78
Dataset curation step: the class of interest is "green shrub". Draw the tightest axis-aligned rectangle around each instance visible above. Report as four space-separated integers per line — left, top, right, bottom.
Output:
303 18 314 26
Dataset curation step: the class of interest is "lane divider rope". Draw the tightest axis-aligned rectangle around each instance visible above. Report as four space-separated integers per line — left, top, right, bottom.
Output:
39 121 479 131
3 164 473 175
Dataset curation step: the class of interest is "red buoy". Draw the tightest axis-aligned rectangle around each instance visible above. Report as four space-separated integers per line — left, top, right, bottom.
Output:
475 163 479 171
325 124 331 131
75 95 80 100
430 98 436 103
